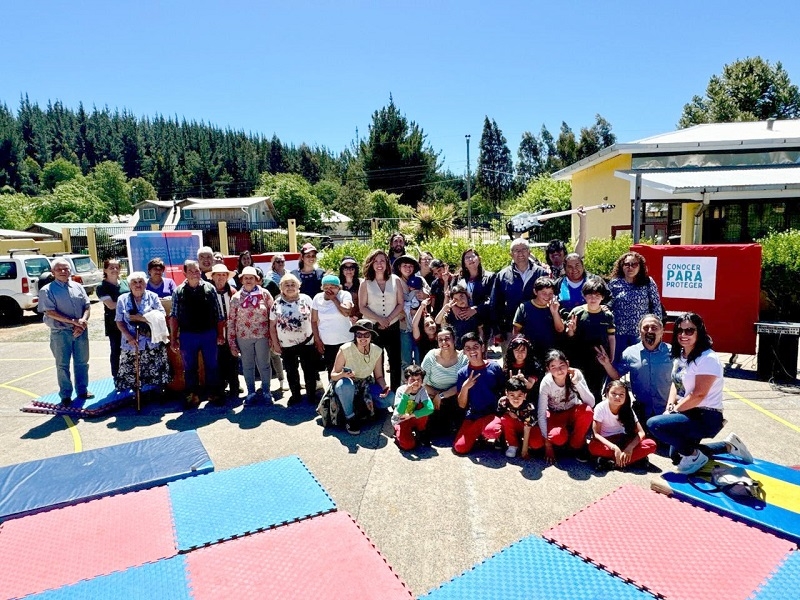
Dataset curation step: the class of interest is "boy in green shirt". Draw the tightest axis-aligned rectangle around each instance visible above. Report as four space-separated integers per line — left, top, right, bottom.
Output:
392 364 435 450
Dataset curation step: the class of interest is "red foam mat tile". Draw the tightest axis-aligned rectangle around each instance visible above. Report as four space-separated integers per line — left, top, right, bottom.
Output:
0 486 177 598
544 485 795 600
186 511 412 600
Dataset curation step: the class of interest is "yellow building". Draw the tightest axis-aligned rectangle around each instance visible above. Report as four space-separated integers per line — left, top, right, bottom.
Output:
553 119 800 244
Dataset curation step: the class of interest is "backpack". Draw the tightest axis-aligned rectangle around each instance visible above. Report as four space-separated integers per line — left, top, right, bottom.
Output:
317 383 347 429
689 463 766 501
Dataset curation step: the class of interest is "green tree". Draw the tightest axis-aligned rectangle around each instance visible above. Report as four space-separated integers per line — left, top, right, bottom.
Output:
0 193 36 229
0 103 24 190
679 57 800 128
312 179 341 208
298 144 321 184
36 177 111 222
540 124 558 173
359 96 438 207
19 156 42 196
477 117 514 210
41 157 81 191
129 177 158 204
255 172 323 230
268 135 287 174
89 160 132 217
555 122 577 170
413 202 455 242
336 181 371 235
516 131 543 189
576 115 616 160
507 175 573 242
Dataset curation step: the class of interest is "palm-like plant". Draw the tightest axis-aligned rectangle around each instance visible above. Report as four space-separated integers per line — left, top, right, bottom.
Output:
414 202 455 242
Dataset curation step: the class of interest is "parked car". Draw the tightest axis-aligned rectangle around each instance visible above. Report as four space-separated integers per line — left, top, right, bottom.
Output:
0 250 53 324
51 253 104 296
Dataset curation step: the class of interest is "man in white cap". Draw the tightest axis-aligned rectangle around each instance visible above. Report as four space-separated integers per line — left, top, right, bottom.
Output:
210 262 240 401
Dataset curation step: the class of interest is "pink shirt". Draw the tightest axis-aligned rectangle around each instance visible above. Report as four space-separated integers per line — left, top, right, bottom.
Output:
227 286 274 352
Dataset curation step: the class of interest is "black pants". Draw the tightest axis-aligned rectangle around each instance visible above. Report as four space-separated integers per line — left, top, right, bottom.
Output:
217 343 240 394
282 343 318 402
108 328 122 379
375 322 402 390
323 343 343 376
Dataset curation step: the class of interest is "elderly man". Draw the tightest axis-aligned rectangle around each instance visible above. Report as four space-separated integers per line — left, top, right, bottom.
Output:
490 237 549 353
210 262 240 401
597 314 672 424
39 257 93 405
197 246 215 282
170 259 225 407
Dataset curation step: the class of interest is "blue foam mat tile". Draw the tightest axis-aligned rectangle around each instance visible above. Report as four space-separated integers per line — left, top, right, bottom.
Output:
0 430 213 522
750 551 800 600
27 555 191 600
423 536 651 599
168 455 336 552
28 377 134 416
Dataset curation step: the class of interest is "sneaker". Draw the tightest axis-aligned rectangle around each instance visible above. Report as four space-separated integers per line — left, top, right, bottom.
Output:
287 395 302 406
257 389 274 405
724 432 754 464
77 391 95 400
185 393 201 409
60 396 73 407
574 447 591 463
505 446 518 458
595 457 615 472
345 420 360 435
676 450 709 474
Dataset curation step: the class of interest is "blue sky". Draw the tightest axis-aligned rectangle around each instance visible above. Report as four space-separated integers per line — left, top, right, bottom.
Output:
3 1 800 173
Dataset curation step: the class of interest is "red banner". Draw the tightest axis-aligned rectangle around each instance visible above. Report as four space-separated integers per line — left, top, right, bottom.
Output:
633 244 761 355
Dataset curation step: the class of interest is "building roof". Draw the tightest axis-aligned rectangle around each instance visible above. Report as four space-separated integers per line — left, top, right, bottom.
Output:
28 223 134 235
553 119 800 180
0 228 52 240
184 197 267 209
614 166 800 194
321 210 352 223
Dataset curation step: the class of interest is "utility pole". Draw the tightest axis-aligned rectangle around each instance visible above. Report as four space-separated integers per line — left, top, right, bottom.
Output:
466 134 472 240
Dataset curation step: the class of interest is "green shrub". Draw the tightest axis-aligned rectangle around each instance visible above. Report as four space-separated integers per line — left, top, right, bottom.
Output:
583 234 636 278
759 230 800 320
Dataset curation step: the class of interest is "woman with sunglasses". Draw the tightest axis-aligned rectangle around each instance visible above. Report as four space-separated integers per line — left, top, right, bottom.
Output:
646 312 753 474
329 319 392 435
339 256 362 319
608 251 663 362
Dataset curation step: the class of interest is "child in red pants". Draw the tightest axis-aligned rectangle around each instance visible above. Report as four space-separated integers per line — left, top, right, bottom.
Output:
392 364 434 450
589 380 656 470
498 374 545 458
537 349 596 464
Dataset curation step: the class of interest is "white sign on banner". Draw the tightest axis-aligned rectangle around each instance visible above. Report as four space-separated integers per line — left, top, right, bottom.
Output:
662 256 717 300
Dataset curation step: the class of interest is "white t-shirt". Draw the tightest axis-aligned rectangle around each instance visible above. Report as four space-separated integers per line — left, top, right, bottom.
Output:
673 349 724 410
593 399 638 438
312 290 353 346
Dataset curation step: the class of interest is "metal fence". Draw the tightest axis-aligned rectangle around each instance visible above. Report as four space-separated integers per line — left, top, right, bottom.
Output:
227 221 289 255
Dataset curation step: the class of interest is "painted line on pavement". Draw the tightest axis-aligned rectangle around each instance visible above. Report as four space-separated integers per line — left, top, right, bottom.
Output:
62 415 83 452
725 387 800 435
1 365 55 387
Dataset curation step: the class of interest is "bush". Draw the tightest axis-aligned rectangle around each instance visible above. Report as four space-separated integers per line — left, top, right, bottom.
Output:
759 230 800 320
583 234 636 278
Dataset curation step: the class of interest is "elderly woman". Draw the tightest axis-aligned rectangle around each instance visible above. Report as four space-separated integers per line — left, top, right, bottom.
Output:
114 271 171 396
359 249 405 390
647 312 753 474
228 266 274 404
269 254 287 286
269 273 317 406
608 251 663 362
146 257 177 299
97 258 129 379
329 319 392 435
312 274 354 375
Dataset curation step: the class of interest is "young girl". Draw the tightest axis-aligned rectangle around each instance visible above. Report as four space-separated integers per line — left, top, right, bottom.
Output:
412 296 439 360
589 380 657 470
537 349 595 464
498 374 544 459
502 335 542 399
436 284 481 349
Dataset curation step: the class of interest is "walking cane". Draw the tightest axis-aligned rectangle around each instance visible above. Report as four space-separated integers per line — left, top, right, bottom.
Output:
133 323 141 412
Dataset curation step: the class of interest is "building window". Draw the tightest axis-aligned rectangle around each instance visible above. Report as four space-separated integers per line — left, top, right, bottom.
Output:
182 209 195 221
141 208 156 221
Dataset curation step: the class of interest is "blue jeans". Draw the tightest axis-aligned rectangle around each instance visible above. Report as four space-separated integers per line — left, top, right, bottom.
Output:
334 378 394 419
180 330 219 394
50 328 90 399
238 337 271 394
647 407 726 457
400 330 418 376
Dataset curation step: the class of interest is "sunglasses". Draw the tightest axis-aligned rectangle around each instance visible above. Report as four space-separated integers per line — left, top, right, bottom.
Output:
623 262 640 268
676 327 697 335
342 265 356 270
355 332 372 338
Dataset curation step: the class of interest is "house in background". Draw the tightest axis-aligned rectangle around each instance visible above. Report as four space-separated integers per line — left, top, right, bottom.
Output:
553 119 800 244
321 210 352 236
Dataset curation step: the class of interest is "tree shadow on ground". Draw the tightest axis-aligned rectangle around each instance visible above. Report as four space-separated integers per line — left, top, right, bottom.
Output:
319 414 391 454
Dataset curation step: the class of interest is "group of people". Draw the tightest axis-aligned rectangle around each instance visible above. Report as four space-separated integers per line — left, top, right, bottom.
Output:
39 233 752 475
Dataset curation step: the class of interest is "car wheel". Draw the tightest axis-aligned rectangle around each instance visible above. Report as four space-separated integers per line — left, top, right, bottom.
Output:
0 297 24 326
